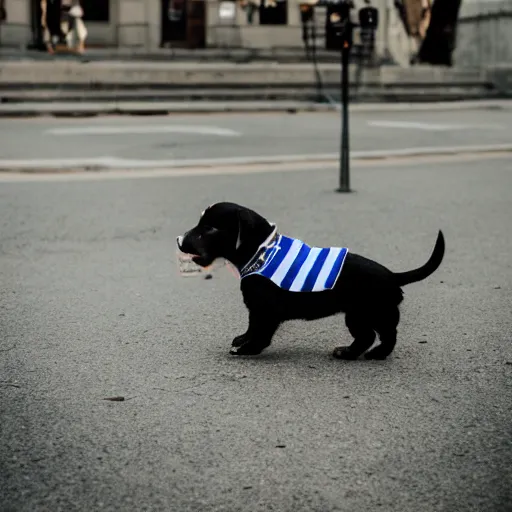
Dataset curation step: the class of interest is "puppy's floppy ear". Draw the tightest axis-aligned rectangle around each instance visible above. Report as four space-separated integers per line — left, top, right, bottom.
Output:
236 219 242 250
236 208 256 250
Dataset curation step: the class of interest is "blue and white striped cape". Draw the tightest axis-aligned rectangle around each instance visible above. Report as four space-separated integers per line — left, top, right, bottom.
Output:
240 233 349 292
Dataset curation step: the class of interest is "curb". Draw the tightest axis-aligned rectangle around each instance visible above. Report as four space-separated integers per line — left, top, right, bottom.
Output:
0 99 510 118
0 101 331 117
1 144 511 174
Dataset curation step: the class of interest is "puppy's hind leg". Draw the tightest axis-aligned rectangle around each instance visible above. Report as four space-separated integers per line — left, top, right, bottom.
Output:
333 313 376 360
364 307 400 360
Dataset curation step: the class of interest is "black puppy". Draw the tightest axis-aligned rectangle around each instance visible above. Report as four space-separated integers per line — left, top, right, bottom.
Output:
177 202 445 360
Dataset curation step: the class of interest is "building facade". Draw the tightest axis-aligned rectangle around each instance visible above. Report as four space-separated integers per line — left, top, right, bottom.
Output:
0 0 393 59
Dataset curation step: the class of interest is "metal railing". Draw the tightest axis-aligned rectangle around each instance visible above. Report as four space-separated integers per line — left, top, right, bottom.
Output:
208 22 372 60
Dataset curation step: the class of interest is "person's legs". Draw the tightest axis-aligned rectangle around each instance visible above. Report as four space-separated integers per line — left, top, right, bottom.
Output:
75 18 87 53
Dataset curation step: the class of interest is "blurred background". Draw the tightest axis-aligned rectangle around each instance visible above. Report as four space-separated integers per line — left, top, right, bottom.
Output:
0 0 509 68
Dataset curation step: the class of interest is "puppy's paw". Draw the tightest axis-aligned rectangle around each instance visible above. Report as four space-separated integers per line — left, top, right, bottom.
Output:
364 347 389 360
232 334 248 348
332 346 360 360
230 341 266 356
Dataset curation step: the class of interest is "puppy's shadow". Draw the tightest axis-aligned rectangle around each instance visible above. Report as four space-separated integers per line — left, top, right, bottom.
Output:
220 344 392 366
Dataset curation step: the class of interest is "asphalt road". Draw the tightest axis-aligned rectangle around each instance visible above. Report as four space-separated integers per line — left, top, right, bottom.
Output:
1 152 512 511
1 108 511 166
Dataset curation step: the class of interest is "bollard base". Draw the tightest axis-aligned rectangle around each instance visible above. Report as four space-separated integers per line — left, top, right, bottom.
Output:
335 187 353 193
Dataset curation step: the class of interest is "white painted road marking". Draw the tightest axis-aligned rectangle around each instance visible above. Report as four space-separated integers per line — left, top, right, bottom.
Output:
0 145 510 183
0 152 509 184
0 154 340 170
45 125 241 137
367 120 504 131
1 143 511 171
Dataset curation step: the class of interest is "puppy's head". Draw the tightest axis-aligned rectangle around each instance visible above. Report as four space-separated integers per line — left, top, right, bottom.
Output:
177 202 274 269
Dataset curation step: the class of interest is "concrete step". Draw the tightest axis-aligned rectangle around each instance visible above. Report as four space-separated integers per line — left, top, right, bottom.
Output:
0 61 489 88
0 47 371 64
1 62 507 114
0 86 497 105
0 100 332 117
2 98 510 118
3 97 511 119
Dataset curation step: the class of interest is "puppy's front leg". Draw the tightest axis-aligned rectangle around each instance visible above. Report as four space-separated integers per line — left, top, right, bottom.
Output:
230 310 279 356
232 319 253 348
232 332 249 348
231 310 263 348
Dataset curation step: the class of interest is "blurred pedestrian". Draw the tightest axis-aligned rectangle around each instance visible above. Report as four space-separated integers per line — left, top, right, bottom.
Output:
65 0 88 53
0 0 6 48
42 0 63 54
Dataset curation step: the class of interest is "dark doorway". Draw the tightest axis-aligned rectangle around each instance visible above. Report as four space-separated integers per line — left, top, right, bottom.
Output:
259 0 287 25
81 0 110 22
161 0 188 45
29 0 45 49
161 0 205 48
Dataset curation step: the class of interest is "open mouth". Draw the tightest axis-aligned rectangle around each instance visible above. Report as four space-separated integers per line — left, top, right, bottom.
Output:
177 249 204 265
177 236 214 268
192 255 213 268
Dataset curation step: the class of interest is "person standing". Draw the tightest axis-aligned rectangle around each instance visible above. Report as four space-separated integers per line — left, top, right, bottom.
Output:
0 0 6 48
42 0 64 54
65 0 87 53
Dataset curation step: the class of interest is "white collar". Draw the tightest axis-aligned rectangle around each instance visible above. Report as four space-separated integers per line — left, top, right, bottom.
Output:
238 223 278 275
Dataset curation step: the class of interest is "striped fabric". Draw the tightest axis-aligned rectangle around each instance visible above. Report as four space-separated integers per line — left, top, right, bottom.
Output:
241 235 348 292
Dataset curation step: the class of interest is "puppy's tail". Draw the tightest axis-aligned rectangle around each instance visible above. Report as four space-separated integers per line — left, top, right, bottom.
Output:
394 230 445 287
